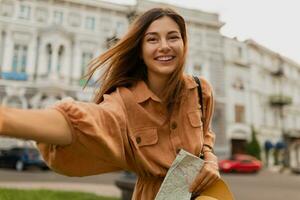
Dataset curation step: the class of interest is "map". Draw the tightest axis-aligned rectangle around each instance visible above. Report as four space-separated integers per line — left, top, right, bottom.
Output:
154 149 204 200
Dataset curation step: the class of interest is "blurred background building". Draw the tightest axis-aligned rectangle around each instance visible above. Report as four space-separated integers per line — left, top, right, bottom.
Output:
0 0 299 169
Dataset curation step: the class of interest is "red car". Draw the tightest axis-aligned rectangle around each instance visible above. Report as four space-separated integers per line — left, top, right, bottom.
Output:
219 154 262 173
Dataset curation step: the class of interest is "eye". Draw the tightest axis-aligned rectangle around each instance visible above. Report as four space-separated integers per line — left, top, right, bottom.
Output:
169 35 180 40
147 37 158 42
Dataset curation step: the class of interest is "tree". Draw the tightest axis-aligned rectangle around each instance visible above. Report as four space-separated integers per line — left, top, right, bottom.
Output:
246 126 261 160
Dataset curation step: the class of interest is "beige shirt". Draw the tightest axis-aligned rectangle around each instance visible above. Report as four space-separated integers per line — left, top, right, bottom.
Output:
38 74 215 200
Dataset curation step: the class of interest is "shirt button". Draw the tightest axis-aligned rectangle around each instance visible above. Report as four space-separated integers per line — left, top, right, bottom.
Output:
171 121 177 130
136 136 141 144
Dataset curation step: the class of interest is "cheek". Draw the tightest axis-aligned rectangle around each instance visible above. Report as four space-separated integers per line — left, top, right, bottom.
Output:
171 41 184 55
142 45 156 59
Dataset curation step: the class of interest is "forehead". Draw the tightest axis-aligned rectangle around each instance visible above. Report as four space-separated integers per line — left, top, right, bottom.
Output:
145 16 181 34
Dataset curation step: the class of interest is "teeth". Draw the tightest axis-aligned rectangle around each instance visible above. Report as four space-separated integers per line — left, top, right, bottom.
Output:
157 56 173 61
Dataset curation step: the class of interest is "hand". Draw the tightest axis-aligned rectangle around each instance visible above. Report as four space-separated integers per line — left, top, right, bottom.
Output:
189 152 220 196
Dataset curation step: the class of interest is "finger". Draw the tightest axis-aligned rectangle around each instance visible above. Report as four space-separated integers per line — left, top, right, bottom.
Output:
189 167 206 192
194 175 211 194
195 169 220 193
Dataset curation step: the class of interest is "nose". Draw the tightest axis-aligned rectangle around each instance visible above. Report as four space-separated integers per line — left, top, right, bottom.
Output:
159 39 171 52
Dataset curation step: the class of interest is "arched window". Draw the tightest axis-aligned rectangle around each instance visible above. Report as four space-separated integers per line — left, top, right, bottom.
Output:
46 44 52 73
57 45 64 74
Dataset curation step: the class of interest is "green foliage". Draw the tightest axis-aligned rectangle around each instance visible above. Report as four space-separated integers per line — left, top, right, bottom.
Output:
0 188 120 200
246 126 261 160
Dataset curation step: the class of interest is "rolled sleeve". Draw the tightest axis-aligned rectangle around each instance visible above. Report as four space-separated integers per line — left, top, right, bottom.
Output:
37 92 128 176
200 77 216 149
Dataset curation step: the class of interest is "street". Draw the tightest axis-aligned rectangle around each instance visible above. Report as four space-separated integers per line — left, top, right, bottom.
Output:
222 170 300 200
0 168 299 199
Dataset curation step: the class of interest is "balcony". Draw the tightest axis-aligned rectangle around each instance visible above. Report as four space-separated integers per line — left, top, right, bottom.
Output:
270 68 284 77
1 72 28 81
269 94 292 106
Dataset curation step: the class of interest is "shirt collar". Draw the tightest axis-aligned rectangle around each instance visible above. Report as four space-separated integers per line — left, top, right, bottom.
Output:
131 74 197 104
183 74 198 89
131 80 162 103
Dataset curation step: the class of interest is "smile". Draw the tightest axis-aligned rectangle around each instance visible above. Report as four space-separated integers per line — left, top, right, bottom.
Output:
155 56 175 61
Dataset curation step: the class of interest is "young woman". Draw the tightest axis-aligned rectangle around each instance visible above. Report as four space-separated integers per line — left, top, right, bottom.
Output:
0 7 220 199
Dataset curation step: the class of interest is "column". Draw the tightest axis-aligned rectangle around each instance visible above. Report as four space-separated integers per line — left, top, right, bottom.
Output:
2 29 13 72
0 30 4 72
33 35 40 81
37 39 49 77
50 44 58 80
72 39 81 83
27 32 37 81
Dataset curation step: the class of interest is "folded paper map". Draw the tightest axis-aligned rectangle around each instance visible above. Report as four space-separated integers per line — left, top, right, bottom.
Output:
155 149 204 200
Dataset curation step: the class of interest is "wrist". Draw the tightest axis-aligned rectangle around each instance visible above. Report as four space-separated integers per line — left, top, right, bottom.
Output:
203 144 214 153
204 151 217 161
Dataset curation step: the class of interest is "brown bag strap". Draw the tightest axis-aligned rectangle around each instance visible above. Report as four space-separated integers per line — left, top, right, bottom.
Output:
193 76 204 123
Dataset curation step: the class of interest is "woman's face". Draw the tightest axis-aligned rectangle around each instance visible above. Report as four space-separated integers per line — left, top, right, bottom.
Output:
141 16 184 80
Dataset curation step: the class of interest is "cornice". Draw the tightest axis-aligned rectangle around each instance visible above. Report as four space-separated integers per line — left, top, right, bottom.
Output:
136 0 224 29
64 0 131 12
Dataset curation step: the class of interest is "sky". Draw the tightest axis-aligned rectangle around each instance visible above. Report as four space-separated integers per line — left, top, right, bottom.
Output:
104 0 300 64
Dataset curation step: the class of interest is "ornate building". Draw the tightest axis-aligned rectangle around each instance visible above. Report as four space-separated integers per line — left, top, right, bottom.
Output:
224 37 300 168
0 0 247 159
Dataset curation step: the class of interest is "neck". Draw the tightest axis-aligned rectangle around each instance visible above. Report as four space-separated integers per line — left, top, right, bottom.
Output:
147 74 169 99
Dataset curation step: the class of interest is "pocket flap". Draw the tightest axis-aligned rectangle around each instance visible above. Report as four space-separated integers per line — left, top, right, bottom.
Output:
132 127 158 147
188 111 202 127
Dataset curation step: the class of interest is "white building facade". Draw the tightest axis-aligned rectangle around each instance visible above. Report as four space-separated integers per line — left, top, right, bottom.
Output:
2 0 300 167
0 0 230 157
0 0 131 147
225 37 300 168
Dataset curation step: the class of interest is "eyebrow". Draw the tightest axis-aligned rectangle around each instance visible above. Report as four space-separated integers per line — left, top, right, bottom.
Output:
144 30 180 36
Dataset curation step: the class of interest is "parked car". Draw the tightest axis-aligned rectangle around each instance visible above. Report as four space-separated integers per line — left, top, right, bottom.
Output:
0 147 48 171
219 154 262 173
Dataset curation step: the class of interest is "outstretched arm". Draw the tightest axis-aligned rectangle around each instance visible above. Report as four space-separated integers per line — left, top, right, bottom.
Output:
0 107 72 145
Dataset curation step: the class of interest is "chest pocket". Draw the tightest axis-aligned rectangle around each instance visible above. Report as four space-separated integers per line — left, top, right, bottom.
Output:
188 110 203 128
131 127 158 149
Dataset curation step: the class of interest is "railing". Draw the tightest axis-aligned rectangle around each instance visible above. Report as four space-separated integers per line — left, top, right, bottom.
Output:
269 94 292 106
1 72 28 81
270 68 284 77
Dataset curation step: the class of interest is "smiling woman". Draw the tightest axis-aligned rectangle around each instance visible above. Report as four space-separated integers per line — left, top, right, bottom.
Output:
0 7 222 200
141 16 185 97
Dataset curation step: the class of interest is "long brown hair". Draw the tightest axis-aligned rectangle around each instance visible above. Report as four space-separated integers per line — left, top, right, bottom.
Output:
85 7 188 111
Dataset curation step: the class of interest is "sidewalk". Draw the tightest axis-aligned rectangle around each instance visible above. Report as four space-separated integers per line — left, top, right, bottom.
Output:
0 182 121 198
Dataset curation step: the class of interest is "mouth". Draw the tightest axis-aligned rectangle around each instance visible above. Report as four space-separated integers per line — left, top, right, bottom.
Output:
154 55 176 62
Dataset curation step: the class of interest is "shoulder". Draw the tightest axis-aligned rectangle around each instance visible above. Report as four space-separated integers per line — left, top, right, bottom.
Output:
199 76 213 97
100 88 126 113
184 74 213 97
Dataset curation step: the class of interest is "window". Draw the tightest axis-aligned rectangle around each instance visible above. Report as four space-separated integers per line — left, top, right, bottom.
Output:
116 21 125 36
36 7 48 22
57 45 64 73
235 104 245 123
68 12 81 27
81 52 93 76
12 44 28 73
46 44 52 73
193 64 202 76
19 5 31 19
237 46 243 58
194 64 202 72
85 16 95 30
53 11 63 25
232 78 245 90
